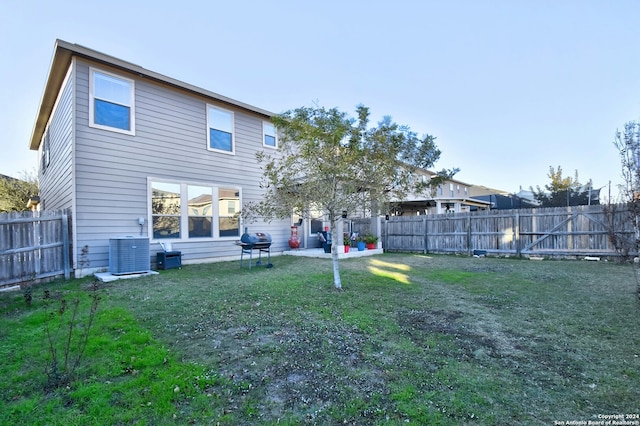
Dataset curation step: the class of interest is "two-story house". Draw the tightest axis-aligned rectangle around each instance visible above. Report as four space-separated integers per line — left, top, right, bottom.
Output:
29 40 291 276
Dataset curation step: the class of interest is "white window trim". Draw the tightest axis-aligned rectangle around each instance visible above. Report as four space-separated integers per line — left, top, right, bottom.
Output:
206 104 235 155
262 121 278 149
148 178 242 242
88 67 135 135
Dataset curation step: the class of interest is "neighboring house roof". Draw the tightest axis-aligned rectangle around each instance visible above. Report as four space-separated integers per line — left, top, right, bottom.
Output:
471 194 538 210
397 169 492 209
397 197 492 210
468 184 511 197
415 169 474 189
29 39 275 151
515 188 540 205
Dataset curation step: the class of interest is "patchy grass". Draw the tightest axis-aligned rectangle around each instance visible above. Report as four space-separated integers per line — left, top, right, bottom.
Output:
1 254 639 425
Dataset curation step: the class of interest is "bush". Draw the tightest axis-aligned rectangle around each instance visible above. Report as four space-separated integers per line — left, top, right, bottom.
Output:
363 234 378 244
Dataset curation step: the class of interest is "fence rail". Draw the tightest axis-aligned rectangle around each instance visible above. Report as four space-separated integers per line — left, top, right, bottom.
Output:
382 204 631 258
0 210 71 288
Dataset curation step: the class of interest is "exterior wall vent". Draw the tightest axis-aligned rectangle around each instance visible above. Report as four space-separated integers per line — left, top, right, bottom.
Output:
109 236 150 275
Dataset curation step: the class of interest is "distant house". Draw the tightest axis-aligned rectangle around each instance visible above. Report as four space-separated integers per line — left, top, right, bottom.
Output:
29 40 292 276
514 187 540 207
469 185 539 210
387 170 491 216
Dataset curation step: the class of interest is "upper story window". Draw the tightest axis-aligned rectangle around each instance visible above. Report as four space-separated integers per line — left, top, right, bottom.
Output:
207 105 234 153
263 122 277 148
89 68 135 135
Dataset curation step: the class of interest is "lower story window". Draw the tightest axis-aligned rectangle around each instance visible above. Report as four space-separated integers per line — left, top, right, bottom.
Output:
188 185 213 238
150 180 241 240
151 182 181 239
218 188 240 237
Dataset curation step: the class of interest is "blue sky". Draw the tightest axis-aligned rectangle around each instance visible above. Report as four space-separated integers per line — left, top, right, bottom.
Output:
1 0 639 197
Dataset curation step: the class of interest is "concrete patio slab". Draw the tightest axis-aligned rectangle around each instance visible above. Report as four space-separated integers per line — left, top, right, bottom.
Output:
282 248 383 259
95 270 159 283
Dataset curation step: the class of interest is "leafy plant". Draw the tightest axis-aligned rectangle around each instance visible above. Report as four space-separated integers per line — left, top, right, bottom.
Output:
363 234 378 244
20 274 36 307
43 282 101 390
77 245 90 278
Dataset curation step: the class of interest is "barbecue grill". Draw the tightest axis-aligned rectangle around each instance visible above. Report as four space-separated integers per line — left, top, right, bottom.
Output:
236 228 273 269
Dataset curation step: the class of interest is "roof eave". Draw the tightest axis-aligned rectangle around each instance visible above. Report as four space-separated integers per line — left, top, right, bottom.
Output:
29 40 72 150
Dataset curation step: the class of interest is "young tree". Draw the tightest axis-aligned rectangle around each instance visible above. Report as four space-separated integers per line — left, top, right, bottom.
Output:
530 165 591 207
0 171 38 212
243 104 456 290
607 121 640 260
606 120 640 300
614 121 640 204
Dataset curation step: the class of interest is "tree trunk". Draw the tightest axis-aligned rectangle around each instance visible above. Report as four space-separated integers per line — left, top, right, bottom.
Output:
331 248 342 290
330 216 342 290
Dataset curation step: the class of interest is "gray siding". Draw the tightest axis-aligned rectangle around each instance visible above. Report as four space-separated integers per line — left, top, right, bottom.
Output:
73 60 288 270
39 65 74 212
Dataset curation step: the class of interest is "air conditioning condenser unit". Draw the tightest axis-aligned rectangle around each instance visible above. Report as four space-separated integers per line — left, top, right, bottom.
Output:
109 236 150 275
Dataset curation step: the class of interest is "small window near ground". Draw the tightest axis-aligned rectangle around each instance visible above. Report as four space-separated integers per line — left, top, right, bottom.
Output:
263 122 277 148
90 68 135 134
207 106 234 153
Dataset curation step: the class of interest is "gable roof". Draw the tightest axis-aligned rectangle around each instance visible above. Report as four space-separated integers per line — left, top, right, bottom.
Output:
414 168 474 188
29 39 275 151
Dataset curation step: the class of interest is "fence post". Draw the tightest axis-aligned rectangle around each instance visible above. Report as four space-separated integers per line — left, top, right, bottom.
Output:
33 211 41 278
62 213 70 280
466 215 472 256
514 212 520 257
382 219 387 250
567 206 573 251
423 215 428 254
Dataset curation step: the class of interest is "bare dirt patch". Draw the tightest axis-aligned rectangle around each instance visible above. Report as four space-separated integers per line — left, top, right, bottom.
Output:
182 315 391 421
398 308 585 387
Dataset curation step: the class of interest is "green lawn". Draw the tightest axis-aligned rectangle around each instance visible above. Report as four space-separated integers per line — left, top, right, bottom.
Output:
1 254 638 425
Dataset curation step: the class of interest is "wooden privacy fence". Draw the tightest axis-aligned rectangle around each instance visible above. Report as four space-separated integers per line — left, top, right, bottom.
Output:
382 204 631 258
0 210 71 288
